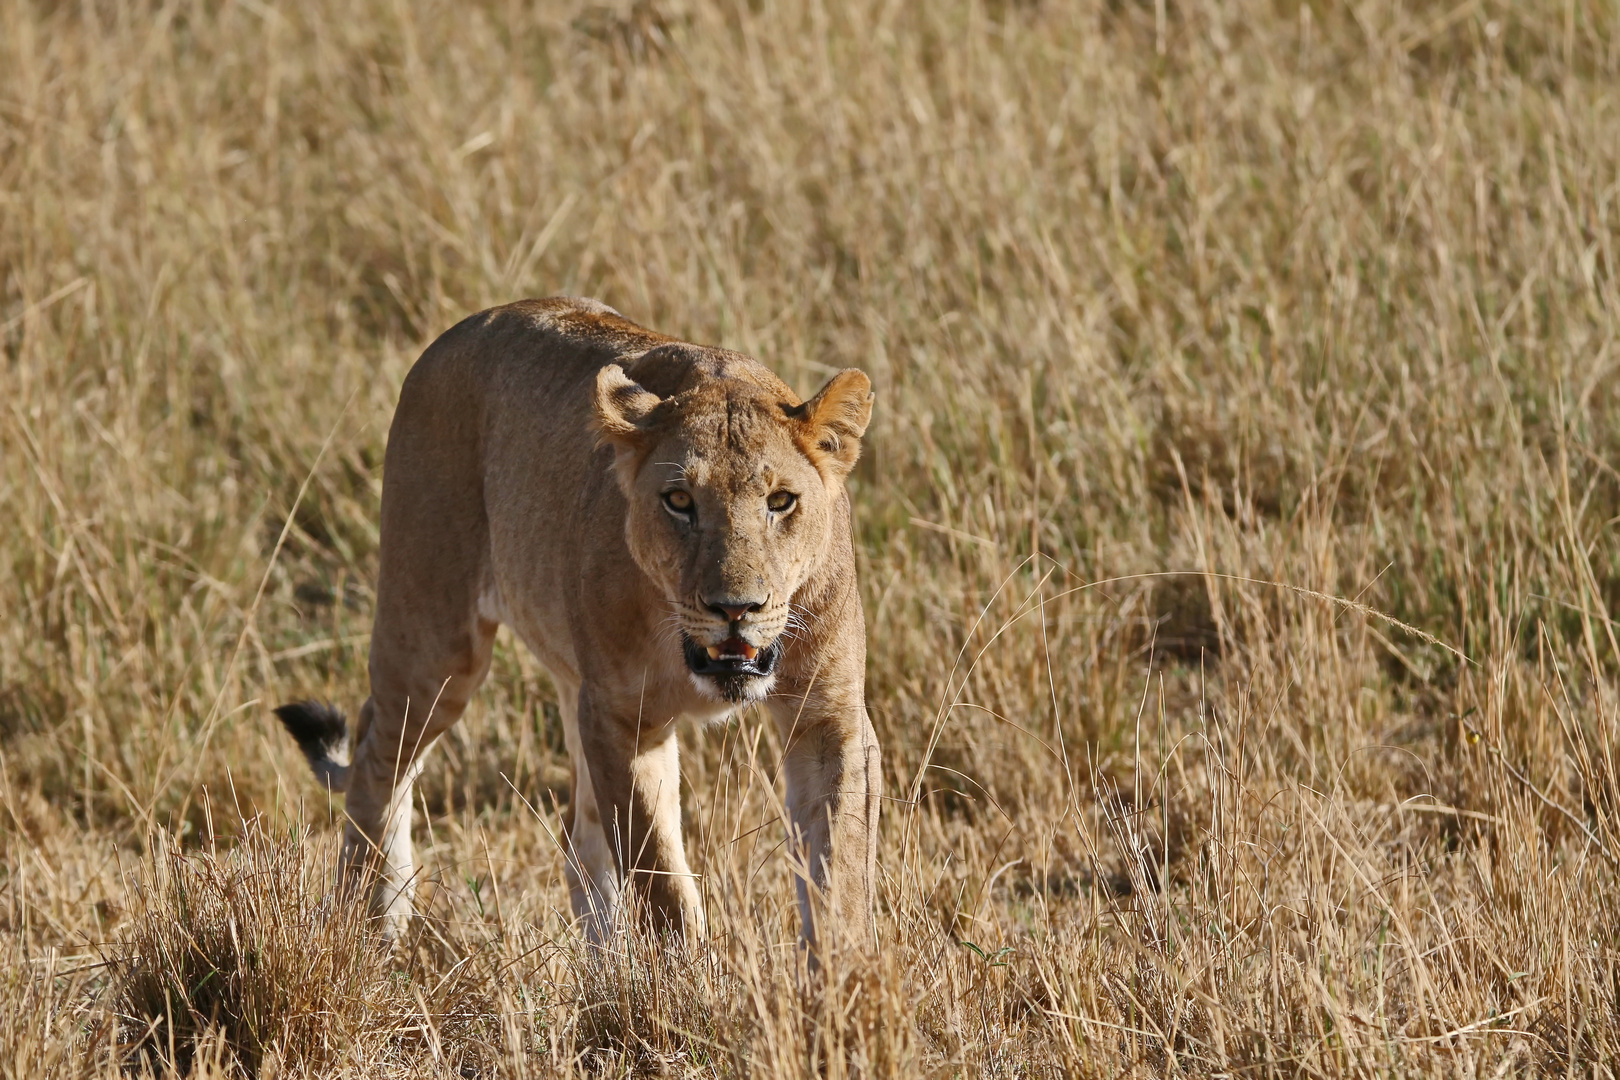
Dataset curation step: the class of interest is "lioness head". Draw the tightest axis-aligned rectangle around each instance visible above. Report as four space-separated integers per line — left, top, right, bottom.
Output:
592 345 873 704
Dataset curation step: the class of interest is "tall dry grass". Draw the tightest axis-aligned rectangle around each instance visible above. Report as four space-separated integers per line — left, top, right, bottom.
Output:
2 0 1619 1074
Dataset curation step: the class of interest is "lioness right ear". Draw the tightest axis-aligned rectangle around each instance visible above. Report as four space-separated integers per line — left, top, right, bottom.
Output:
787 368 873 479
592 364 662 444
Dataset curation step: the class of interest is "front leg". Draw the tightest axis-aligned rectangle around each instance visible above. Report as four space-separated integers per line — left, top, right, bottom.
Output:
768 685 881 953
576 686 705 941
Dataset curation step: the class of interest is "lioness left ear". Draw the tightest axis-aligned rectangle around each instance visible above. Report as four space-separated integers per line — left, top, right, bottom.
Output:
592 364 662 443
787 368 873 478
593 365 665 494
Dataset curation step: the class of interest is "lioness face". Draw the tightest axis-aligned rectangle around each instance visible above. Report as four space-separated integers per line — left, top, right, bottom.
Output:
594 360 873 704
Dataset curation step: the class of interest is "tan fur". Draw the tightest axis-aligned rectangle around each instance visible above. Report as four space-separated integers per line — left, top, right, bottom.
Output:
280 297 880 952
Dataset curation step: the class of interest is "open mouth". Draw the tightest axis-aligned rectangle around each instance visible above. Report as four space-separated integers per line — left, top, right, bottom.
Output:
682 634 782 681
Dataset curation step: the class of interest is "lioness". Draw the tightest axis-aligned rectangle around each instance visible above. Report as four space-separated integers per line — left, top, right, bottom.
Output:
275 297 879 951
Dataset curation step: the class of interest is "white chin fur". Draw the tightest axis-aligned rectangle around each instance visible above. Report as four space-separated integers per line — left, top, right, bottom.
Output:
688 670 778 710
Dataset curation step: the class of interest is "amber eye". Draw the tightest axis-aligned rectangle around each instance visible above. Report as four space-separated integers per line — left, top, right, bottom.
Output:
766 490 797 513
663 490 694 514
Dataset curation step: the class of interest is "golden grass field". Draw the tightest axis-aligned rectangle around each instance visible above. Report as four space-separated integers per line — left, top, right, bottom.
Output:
3 0 1620 1074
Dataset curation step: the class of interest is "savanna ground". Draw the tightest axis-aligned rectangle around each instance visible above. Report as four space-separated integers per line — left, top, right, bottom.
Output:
3 0 1620 1074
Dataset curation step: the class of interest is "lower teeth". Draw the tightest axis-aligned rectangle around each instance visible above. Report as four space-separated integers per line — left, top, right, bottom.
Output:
703 643 758 662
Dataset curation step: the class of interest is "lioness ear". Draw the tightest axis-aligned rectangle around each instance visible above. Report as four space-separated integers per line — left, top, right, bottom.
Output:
592 364 662 443
788 368 873 478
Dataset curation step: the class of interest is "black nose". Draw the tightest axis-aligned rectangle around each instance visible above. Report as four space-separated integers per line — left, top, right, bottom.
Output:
707 599 763 622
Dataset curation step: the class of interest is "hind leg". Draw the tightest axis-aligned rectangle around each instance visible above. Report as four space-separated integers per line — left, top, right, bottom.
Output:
342 357 496 939
342 602 496 939
342 637 493 938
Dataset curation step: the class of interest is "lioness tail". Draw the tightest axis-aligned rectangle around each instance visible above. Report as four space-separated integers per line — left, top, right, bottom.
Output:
274 701 351 792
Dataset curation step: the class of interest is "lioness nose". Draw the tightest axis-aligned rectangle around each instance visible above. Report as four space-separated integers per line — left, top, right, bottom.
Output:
708 599 763 622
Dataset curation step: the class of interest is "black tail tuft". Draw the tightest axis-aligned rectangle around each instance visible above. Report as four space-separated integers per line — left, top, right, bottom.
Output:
275 700 348 756
274 701 352 791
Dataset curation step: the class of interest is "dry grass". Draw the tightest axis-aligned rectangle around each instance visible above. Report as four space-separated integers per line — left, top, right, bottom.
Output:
2 0 1619 1074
